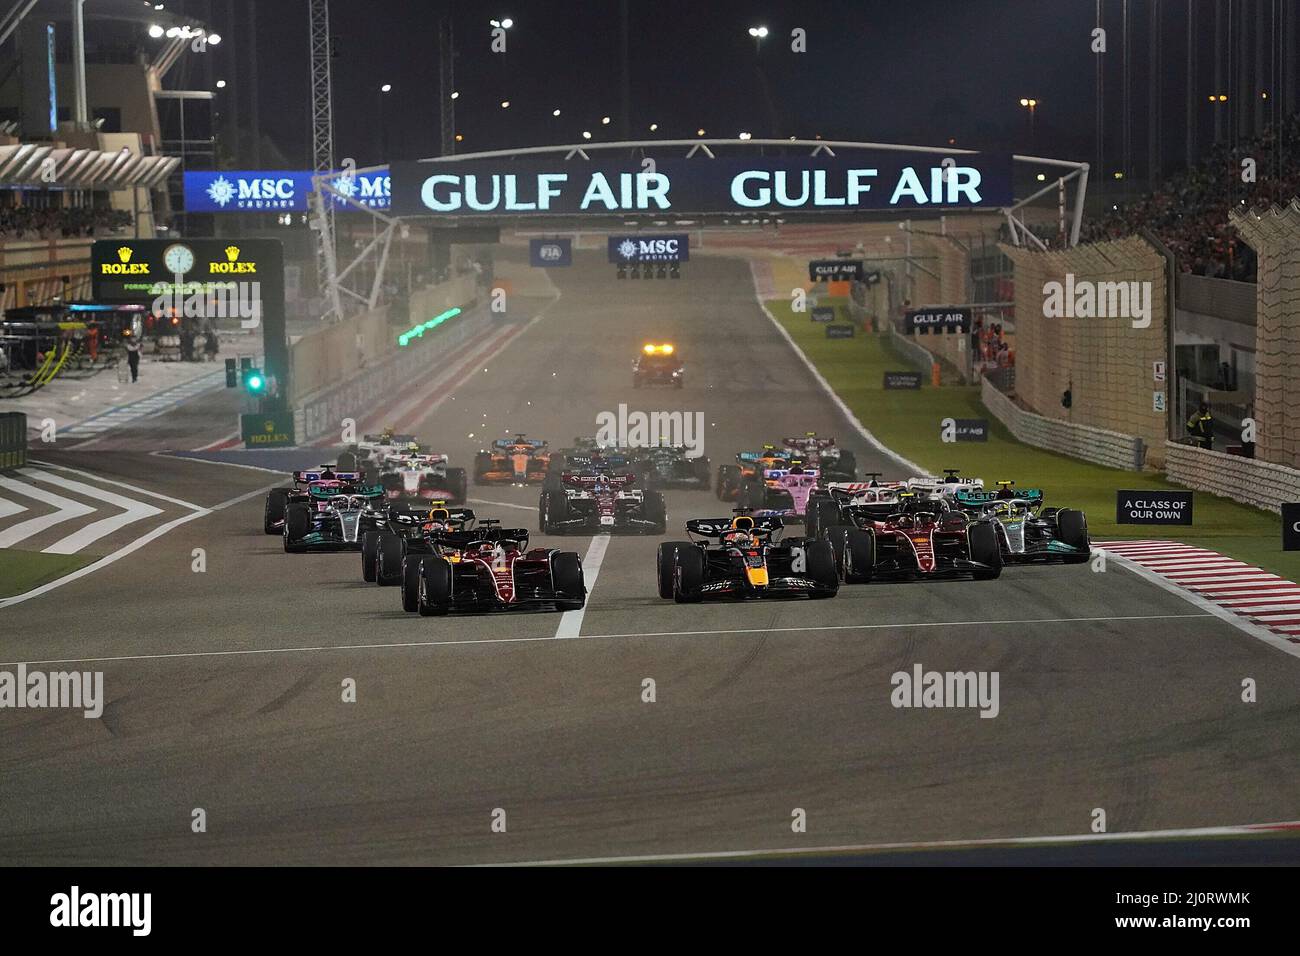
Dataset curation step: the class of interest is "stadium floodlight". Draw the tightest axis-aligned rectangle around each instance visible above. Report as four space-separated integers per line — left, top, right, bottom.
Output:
601 116 611 125
739 131 752 140
451 91 460 100
501 100 510 108
748 26 769 37
696 128 705 136
216 79 227 89
582 130 592 140
208 33 221 44
552 108 561 116
381 84 393 93
165 26 179 37
649 123 658 132
148 24 164 38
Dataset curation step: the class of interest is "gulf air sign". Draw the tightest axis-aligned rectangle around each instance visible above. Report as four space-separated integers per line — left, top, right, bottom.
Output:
390 153 1012 217
183 170 391 212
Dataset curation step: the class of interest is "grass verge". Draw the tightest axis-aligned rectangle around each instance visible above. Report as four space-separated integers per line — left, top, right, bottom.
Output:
768 297 1300 582
0 548 95 599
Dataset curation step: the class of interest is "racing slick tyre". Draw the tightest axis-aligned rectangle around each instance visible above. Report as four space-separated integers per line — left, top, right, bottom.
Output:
692 457 712 491
804 497 842 540
417 557 452 616
807 537 840 597
657 542 691 599
264 489 289 534
283 503 310 552
643 490 668 534
539 488 568 533
716 464 741 501
842 527 876 584
473 451 493 484
1056 509 1091 563
445 467 468 505
361 530 381 582
401 555 425 612
836 450 857 479
337 451 359 474
672 544 705 604
738 479 765 512
376 533 406 586
968 521 1003 580
824 525 849 579
551 552 586 610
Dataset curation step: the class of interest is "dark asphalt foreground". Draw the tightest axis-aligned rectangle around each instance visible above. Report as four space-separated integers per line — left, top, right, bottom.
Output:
2 250 1299 865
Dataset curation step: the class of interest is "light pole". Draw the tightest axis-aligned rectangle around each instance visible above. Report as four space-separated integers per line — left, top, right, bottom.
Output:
378 84 392 162
1018 97 1039 146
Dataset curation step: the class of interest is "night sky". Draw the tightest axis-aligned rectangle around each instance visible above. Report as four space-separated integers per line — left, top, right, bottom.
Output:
175 0 1288 180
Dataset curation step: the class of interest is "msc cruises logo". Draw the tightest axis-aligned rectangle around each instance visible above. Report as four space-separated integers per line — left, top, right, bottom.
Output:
206 175 236 207
617 239 638 260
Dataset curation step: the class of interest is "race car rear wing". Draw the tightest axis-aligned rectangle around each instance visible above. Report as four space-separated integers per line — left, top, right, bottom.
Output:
685 516 784 537
294 470 361 484
954 488 1044 509
561 472 636 487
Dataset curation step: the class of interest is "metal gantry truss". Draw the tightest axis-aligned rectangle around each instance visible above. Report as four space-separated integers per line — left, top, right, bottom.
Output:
309 0 338 320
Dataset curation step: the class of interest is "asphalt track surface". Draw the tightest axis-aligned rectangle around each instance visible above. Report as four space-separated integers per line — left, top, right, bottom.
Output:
3 249 1299 865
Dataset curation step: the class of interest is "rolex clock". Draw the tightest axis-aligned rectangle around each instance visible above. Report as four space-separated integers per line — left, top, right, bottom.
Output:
163 243 195 276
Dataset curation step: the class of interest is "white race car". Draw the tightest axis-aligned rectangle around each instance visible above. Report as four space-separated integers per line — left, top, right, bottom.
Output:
377 452 468 505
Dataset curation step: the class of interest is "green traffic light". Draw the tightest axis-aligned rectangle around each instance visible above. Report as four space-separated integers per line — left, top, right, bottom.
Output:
245 370 265 393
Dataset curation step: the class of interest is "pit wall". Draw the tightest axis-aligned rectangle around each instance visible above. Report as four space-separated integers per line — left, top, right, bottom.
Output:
288 273 477 405
1230 199 1300 470
1001 236 1169 468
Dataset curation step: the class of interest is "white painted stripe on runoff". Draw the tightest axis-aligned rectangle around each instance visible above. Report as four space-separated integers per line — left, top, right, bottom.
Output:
749 262 925 476
0 495 27 520
0 612 1216 667
29 459 207 511
0 477 95 548
485 820 1300 867
554 534 610 639
20 469 163 555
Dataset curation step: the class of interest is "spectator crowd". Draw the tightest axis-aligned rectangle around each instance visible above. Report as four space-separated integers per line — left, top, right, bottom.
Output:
1081 112 1300 282
0 205 133 240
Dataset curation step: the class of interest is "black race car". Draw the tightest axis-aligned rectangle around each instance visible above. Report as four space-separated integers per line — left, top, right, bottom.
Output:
539 472 667 534
630 444 711 490
282 483 387 553
655 513 839 603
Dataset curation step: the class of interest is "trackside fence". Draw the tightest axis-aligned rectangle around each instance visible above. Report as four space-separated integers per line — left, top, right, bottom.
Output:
1164 441 1300 514
982 377 1146 471
0 412 26 472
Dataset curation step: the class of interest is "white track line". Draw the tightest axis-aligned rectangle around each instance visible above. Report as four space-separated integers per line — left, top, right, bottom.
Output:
30 458 207 511
21 469 163 555
487 819 1300 867
0 476 95 548
467 496 535 512
0 612 1214 667
554 534 610 638
0 495 27 520
748 261 925 475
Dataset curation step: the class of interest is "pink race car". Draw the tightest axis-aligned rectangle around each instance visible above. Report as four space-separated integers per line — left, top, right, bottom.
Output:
737 463 821 523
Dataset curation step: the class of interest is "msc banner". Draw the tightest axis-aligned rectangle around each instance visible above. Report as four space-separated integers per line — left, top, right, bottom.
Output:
390 152 1013 217
906 306 971 334
1116 490 1194 525
607 234 689 264
184 170 391 212
529 237 572 267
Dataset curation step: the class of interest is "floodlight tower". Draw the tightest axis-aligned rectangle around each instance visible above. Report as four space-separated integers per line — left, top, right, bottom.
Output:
309 0 339 320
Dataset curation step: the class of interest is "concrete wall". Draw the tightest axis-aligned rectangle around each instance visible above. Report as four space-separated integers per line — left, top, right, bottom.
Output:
1165 441 1300 514
982 376 1147 471
1002 236 1169 467
1230 199 1300 469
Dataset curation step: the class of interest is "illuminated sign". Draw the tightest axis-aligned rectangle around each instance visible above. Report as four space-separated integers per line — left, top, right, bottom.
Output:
607 234 689 263
391 153 1012 217
183 170 391 212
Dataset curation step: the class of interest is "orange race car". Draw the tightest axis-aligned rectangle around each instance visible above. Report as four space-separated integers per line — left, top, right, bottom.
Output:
714 444 790 501
473 434 553 484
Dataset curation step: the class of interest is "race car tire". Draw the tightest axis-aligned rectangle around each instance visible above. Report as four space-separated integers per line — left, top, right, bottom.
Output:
673 376 683 389
417 557 452 616
632 375 643 388
361 530 380 582
539 488 567 533
716 465 741 501
1056 508 1091 563
551 551 586 610
401 555 424 612
824 525 850 578
807 537 840 596
285 503 310 541
473 451 493 484
673 544 705 603
968 521 1003 580
657 542 691 599
692 457 712 490
804 497 842 540
337 451 359 474
836 450 857 479
643 490 668 534
264 489 289 534
842 527 876 584
376 533 406 586
443 467 468 504
738 479 765 512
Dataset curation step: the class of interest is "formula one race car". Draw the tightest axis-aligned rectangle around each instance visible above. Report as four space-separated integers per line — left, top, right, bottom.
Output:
337 428 420 478
632 342 683 388
282 481 387 553
376 451 468 505
905 468 985 500
629 444 711 490
802 477 907 538
737 461 821 524
779 433 856 482
548 438 636 479
715 445 790 501
263 467 364 534
474 434 553 484
816 490 1003 582
539 472 667 534
363 504 494 590
375 511 587 616
952 485 1091 564
656 513 839 603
